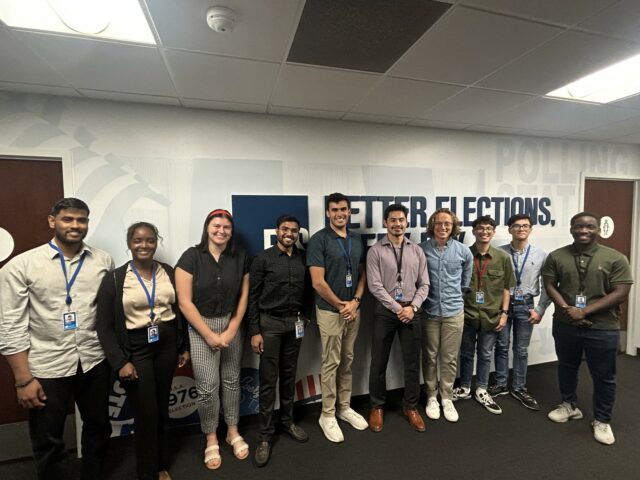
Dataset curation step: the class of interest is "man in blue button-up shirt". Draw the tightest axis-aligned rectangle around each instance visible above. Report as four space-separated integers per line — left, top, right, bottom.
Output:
420 208 473 423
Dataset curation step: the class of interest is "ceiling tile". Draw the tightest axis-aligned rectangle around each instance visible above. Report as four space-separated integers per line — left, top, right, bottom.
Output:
352 77 462 117
0 29 68 85
14 31 176 96
271 64 379 111
165 50 280 104
572 115 640 141
0 81 79 97
288 0 450 72
390 6 561 84
605 131 640 144
79 89 180 106
182 98 267 113
611 94 640 110
479 30 640 94
461 0 616 26
145 0 302 61
421 87 533 123
578 0 640 42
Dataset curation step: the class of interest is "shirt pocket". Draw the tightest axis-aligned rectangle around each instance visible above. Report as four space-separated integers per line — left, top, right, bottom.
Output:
485 268 505 290
444 260 463 276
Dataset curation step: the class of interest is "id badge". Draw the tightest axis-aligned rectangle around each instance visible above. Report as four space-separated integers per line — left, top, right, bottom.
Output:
63 312 77 330
394 285 404 301
575 295 587 309
147 324 159 343
514 288 524 301
475 291 485 304
295 319 305 339
345 272 353 288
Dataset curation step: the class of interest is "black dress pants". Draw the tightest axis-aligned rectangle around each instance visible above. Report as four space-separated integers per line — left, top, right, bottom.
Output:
122 321 178 480
258 313 302 442
369 302 422 409
29 359 111 480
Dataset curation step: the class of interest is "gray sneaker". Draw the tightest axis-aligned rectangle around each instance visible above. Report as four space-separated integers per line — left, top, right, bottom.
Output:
452 386 471 401
474 389 502 415
548 402 583 423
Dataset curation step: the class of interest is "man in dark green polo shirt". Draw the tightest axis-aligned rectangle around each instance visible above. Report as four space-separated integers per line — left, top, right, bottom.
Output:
307 193 368 442
453 215 514 415
542 211 632 445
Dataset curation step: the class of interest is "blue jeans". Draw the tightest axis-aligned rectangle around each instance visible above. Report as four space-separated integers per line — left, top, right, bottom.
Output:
459 323 497 390
495 303 534 391
552 321 619 423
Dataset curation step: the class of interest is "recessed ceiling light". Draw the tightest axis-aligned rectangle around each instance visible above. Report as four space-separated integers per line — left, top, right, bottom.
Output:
546 52 640 104
0 0 156 44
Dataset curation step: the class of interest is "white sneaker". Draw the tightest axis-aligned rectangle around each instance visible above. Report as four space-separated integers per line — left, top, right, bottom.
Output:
319 415 344 443
425 397 441 420
452 386 471 401
442 399 459 423
548 402 583 423
336 407 368 430
592 420 615 445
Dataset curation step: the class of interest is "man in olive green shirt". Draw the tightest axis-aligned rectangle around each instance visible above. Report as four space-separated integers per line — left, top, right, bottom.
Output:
543 211 632 445
453 216 514 415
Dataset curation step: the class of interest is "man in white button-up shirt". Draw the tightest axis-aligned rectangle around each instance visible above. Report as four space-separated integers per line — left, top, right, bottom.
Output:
0 198 114 480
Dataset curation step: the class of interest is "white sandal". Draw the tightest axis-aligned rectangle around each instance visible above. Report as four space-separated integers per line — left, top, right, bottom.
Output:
226 435 249 460
204 444 221 470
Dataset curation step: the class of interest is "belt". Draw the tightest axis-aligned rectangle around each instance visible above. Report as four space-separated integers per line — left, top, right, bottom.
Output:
510 294 533 305
262 310 300 319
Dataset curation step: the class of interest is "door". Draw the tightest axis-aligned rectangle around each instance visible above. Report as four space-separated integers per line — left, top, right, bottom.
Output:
0 157 64 428
583 178 634 346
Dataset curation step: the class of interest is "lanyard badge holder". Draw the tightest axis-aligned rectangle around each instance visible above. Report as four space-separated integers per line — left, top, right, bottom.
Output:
130 262 159 343
392 242 405 301
573 254 593 310
295 313 305 339
337 236 353 288
511 246 530 301
474 256 490 305
49 242 86 331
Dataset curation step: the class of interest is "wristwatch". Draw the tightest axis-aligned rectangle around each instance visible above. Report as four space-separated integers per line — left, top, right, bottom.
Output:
500 309 509 315
411 304 419 313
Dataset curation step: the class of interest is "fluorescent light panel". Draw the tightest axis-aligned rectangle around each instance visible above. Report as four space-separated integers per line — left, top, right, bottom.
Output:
547 52 640 104
0 0 155 44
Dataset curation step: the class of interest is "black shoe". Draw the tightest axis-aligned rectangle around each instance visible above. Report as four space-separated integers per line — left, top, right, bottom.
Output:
283 423 309 443
254 441 271 467
511 389 540 411
487 384 509 397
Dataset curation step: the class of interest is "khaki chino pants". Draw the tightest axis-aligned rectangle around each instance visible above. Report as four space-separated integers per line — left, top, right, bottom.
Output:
316 306 360 416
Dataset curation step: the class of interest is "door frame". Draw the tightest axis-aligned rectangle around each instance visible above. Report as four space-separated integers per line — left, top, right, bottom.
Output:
0 146 74 194
579 173 639 356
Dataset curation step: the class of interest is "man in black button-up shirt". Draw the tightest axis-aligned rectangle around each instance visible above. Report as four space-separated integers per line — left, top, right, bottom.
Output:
249 215 310 467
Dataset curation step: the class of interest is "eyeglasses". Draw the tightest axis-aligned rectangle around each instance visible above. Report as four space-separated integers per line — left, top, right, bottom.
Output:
434 222 453 228
510 224 531 230
474 227 494 233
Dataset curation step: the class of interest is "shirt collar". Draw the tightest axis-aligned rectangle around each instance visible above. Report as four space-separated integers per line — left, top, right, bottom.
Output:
471 243 493 259
48 239 92 260
571 242 599 257
380 235 411 247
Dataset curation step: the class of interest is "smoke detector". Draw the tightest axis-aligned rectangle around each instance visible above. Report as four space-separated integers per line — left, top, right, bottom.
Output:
206 6 236 33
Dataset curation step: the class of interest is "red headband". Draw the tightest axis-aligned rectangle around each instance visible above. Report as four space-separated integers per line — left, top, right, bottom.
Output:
207 209 232 219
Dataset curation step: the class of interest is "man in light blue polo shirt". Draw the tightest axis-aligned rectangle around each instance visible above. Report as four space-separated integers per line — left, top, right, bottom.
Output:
420 208 472 423
489 213 551 411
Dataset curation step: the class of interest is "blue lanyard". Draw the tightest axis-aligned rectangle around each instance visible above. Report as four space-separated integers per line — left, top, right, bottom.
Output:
511 245 531 287
48 241 87 307
130 262 157 322
336 236 353 272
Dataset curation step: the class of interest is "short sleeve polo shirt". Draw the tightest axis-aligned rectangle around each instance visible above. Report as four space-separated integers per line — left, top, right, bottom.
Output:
542 243 633 330
306 227 365 312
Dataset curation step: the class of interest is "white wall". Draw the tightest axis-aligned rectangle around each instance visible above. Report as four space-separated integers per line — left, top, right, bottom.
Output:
2 91 639 396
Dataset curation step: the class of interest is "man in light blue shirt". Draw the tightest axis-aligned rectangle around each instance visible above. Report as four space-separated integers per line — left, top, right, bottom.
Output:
420 208 473 423
489 213 551 410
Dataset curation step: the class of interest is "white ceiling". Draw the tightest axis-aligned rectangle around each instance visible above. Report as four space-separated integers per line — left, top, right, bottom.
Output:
3 0 640 144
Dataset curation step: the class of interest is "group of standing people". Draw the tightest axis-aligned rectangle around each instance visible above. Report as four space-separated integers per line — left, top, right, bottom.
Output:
0 193 632 480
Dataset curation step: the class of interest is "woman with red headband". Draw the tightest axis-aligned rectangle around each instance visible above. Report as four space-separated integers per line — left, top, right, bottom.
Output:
175 209 250 470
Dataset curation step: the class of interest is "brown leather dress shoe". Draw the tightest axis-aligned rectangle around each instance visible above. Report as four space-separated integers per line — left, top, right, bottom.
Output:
404 408 426 432
369 407 383 432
